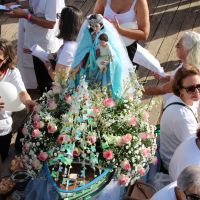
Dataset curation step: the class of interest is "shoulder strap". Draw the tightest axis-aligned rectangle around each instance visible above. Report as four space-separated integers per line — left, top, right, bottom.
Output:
163 102 198 123
130 0 138 10
107 0 111 5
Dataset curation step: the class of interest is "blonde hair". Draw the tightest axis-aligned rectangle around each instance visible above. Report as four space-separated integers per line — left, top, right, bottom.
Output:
182 31 200 67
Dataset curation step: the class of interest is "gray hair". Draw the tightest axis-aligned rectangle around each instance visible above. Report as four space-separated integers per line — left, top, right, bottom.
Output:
182 31 200 67
177 165 200 193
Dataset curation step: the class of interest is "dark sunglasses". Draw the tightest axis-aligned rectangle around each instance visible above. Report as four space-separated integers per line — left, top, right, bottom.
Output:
182 84 200 93
185 192 200 200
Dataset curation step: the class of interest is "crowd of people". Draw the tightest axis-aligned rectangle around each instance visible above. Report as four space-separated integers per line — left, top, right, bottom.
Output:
0 0 200 199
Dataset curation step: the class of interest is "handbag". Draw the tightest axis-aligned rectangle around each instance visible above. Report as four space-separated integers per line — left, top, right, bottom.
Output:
124 180 156 200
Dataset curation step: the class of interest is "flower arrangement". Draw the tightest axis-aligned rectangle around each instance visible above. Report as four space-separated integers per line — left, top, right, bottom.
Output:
21 71 157 189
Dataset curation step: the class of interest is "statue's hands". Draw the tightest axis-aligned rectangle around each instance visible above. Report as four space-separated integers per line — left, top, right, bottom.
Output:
96 49 100 57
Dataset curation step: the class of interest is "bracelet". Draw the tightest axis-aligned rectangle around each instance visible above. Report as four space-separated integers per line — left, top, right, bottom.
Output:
27 13 32 21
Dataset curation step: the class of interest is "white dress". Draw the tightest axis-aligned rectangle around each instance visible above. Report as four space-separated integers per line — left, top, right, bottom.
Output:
96 44 112 71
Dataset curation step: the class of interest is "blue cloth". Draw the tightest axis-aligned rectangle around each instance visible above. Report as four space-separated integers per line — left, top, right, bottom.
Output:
72 27 123 99
24 169 59 200
71 19 135 99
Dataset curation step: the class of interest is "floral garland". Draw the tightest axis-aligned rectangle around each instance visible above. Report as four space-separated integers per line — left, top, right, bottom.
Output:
21 71 157 187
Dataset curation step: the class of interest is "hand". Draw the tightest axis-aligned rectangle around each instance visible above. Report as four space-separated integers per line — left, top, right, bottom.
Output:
24 100 36 113
0 97 5 111
112 16 121 32
4 2 17 7
7 8 27 18
151 72 170 81
44 61 53 71
23 48 32 54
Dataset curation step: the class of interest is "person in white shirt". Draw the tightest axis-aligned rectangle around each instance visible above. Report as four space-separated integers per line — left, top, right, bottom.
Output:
144 31 200 101
7 0 65 93
160 66 200 170
151 165 200 200
43 6 83 81
169 128 200 181
0 38 35 161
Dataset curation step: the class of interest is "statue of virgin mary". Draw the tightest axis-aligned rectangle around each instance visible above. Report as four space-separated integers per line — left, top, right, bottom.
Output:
71 14 138 99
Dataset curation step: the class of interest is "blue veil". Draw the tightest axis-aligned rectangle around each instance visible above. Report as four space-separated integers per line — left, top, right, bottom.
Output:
72 15 136 99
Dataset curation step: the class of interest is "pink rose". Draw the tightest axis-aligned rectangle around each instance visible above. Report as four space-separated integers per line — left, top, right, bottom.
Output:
32 129 41 138
93 106 100 115
122 133 132 144
38 151 48 161
52 83 61 94
47 123 57 134
118 174 129 185
39 121 45 129
152 157 158 165
137 165 146 176
48 99 57 110
33 114 40 122
121 160 131 171
32 104 39 112
139 132 149 141
103 98 115 108
57 135 68 144
129 116 137 126
141 148 151 157
23 143 30 152
87 135 97 144
116 137 123 146
103 150 114 160
65 95 72 104
73 148 81 157
32 159 41 169
22 127 28 136
142 111 149 122
34 121 40 129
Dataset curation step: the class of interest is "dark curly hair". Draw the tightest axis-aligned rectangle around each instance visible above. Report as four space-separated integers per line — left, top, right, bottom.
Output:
0 38 16 71
57 6 83 41
172 65 200 97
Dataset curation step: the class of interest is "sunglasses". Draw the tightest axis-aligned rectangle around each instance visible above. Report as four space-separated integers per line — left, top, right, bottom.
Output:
185 192 200 200
182 84 200 93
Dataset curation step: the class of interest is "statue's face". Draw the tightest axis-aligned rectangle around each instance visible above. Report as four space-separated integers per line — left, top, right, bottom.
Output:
100 40 107 47
90 23 101 34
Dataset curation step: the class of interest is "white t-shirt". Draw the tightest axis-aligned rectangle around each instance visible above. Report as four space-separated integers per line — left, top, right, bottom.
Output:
0 68 26 136
24 0 65 53
57 41 77 67
169 137 200 181
151 181 177 200
160 95 198 170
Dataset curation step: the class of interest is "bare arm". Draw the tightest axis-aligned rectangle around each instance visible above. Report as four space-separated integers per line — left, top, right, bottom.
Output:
113 0 150 41
19 91 35 111
143 81 173 96
44 61 70 81
93 0 106 15
8 8 56 29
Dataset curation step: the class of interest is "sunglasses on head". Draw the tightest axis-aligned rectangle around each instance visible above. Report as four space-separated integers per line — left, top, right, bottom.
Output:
182 84 200 93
